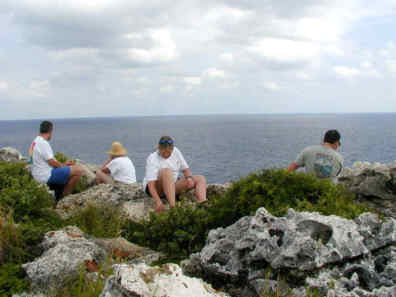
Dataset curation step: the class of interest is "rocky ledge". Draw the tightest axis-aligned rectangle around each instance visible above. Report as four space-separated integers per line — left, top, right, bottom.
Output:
336 161 396 218
183 207 396 297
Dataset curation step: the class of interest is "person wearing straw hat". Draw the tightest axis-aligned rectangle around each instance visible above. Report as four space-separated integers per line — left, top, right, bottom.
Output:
143 136 207 212
96 141 136 184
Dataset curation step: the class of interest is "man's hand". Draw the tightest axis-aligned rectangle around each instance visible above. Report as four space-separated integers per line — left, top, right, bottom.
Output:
65 160 75 166
185 176 195 188
154 199 165 213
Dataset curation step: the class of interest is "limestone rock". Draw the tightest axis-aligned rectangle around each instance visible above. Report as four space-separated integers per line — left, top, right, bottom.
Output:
337 161 396 218
93 237 164 264
12 293 46 297
55 183 147 220
0 147 26 162
187 207 396 297
22 226 106 292
99 263 229 297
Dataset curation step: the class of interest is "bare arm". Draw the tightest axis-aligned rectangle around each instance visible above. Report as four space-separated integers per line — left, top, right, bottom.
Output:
182 168 193 178
287 162 300 171
48 158 65 168
101 157 112 170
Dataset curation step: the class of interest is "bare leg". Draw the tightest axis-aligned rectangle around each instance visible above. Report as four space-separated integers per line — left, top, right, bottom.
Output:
96 171 113 184
157 168 176 208
192 175 207 203
63 165 83 197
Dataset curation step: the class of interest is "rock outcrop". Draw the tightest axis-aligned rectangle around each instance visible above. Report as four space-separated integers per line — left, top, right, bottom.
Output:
56 183 230 222
337 161 396 218
22 226 107 292
0 147 26 162
184 207 396 297
99 263 229 297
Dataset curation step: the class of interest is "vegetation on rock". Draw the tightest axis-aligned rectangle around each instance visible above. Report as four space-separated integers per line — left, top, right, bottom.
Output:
124 169 370 260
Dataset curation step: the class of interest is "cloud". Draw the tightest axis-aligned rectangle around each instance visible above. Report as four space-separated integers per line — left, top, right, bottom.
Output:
248 38 321 63
203 68 226 79
0 81 8 90
386 59 396 73
262 81 280 91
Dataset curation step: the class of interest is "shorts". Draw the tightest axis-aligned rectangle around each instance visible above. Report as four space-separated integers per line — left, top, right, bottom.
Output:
48 167 71 185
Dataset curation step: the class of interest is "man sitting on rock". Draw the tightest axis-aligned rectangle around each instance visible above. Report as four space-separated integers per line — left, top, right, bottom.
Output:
30 121 83 198
143 136 207 212
288 129 343 178
96 141 136 184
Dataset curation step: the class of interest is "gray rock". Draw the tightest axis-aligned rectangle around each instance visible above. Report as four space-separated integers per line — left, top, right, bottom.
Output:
99 263 230 297
188 207 396 297
337 162 396 218
93 237 164 265
22 226 106 292
55 183 148 220
0 147 26 162
12 293 46 297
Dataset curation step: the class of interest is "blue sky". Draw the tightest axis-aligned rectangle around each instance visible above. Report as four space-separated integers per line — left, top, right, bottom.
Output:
1 0 396 120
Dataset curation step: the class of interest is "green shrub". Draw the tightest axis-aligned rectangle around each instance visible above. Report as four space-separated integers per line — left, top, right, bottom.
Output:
0 264 30 297
124 169 370 261
0 161 55 222
67 204 125 238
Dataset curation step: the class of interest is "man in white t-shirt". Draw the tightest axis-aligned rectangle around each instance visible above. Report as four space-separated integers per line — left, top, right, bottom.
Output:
143 136 207 212
96 141 136 184
30 121 83 198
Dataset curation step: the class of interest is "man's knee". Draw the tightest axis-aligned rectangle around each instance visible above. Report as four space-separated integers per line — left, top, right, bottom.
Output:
158 168 173 178
70 165 83 177
194 175 206 184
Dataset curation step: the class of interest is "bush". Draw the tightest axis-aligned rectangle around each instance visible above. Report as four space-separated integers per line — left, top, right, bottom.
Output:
67 204 125 238
0 161 65 296
0 161 55 222
124 169 370 260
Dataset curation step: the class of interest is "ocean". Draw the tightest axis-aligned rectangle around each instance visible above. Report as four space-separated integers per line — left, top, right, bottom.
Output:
1 113 395 184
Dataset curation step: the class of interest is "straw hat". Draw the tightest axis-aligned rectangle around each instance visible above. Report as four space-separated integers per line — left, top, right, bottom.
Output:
106 142 127 156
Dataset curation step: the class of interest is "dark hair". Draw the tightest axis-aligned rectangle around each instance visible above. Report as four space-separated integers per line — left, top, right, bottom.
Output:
40 121 53 134
324 129 340 144
158 136 174 149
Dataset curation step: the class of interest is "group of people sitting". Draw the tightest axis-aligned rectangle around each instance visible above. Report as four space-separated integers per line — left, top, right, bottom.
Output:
29 121 343 212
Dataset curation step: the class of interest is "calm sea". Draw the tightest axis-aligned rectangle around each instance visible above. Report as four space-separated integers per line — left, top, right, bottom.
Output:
1 114 395 183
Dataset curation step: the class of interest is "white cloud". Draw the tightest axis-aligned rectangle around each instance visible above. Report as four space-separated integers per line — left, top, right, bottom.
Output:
0 81 8 90
262 81 279 91
386 59 396 73
127 28 178 64
203 68 225 79
296 72 311 80
183 76 201 85
248 38 320 63
29 80 50 97
333 66 361 78
160 85 174 93
219 52 233 65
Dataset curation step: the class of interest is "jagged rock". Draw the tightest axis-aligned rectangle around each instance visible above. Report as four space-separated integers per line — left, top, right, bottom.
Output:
99 263 229 297
186 207 396 297
55 183 148 220
56 182 227 222
337 161 396 218
22 226 106 292
12 293 46 297
0 147 26 162
93 237 164 264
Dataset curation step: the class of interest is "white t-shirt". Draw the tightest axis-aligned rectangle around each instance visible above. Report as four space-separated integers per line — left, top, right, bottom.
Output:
143 147 189 190
31 136 54 183
106 156 136 184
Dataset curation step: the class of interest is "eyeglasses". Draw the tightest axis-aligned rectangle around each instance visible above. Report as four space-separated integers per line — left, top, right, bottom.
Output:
159 139 174 145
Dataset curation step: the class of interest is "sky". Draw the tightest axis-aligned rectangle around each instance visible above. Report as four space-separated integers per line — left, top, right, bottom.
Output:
1 0 396 120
